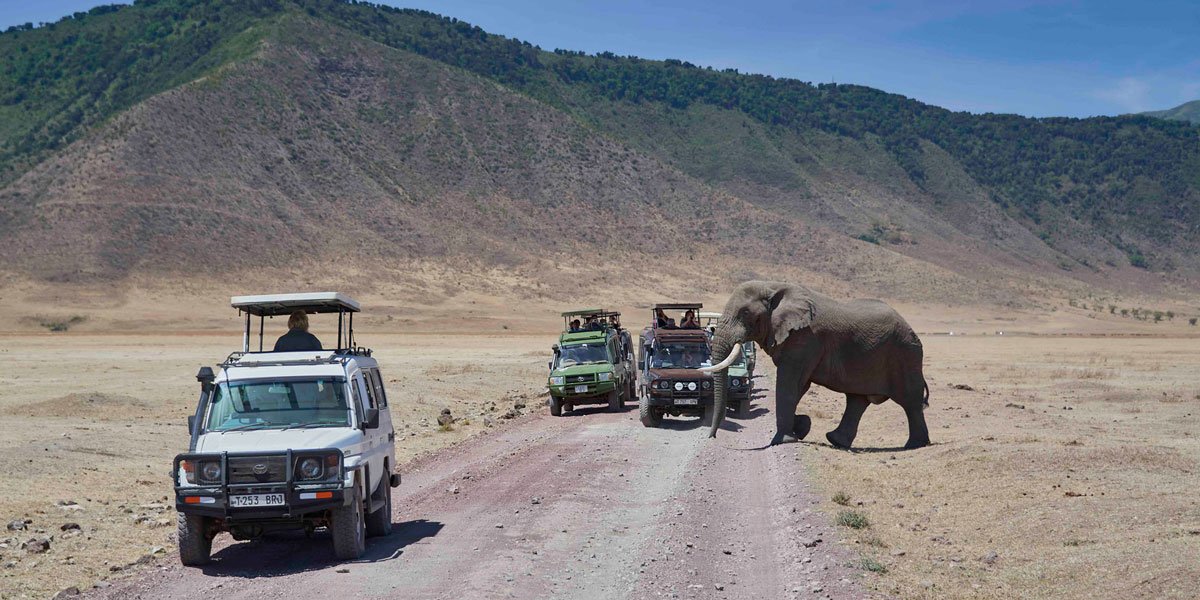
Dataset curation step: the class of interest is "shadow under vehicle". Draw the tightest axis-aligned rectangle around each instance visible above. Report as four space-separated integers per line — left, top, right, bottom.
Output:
638 303 716 427
173 293 400 565
547 308 635 416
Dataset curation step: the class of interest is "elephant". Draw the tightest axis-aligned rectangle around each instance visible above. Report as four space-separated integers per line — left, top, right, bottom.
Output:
700 280 930 449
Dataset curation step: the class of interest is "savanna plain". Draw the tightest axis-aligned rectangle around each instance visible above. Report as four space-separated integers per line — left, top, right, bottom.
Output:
0 285 1198 599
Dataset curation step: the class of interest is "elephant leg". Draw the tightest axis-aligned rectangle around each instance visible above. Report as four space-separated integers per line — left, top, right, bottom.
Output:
902 401 930 449
898 371 930 449
771 374 813 446
826 394 870 449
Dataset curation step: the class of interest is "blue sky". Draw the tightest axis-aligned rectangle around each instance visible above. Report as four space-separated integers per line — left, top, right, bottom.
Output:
3 0 1197 117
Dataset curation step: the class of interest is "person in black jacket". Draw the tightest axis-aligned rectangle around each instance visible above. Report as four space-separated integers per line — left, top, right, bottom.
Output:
274 310 322 352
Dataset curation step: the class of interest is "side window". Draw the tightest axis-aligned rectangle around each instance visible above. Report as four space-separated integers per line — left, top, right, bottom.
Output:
358 372 377 409
369 370 388 407
349 380 364 415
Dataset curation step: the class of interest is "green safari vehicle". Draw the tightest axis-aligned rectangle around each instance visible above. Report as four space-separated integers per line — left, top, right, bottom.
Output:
547 309 635 416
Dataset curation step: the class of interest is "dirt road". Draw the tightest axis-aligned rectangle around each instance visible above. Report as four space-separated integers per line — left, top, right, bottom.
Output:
90 387 872 600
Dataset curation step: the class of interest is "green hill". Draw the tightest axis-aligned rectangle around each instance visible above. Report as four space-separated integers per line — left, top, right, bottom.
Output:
1 0 1198 298
1142 100 1200 125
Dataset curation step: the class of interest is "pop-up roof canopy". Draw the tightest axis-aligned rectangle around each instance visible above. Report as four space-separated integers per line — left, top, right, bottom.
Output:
230 292 362 353
561 308 622 331
231 292 360 317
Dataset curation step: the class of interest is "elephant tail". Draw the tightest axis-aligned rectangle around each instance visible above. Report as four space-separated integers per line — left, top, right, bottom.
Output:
922 378 930 406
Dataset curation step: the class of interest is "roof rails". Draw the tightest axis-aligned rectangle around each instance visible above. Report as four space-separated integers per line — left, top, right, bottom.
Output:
220 348 374 369
653 302 702 311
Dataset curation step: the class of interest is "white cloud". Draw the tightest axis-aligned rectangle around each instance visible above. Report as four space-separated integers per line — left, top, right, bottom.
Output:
1093 77 1152 113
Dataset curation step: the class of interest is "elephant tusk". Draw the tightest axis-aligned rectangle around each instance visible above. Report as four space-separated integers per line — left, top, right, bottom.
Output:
699 343 741 373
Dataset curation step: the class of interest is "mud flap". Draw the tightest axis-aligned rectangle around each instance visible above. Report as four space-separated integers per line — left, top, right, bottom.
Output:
390 473 402 488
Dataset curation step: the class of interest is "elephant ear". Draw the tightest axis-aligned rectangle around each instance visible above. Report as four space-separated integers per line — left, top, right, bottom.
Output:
768 286 814 349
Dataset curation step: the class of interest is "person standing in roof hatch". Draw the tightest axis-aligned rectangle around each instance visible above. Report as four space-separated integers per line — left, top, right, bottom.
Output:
274 310 323 351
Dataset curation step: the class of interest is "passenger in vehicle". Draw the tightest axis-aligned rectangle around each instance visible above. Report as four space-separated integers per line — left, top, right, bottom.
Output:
273 310 323 352
681 348 701 368
569 319 583 333
584 317 603 331
680 310 700 329
655 309 669 328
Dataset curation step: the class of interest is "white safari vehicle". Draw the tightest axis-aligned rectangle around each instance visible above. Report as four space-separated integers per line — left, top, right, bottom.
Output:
173 293 399 565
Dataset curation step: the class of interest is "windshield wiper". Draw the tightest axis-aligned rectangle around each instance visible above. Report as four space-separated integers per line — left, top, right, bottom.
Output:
280 423 344 431
219 423 275 433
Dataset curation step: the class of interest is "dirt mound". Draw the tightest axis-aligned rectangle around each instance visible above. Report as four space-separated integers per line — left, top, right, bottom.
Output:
6 392 150 420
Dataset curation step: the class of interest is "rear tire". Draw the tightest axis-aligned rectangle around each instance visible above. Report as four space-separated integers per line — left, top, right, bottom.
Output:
331 485 366 560
365 477 392 537
177 513 212 566
639 393 662 427
608 390 622 412
550 395 562 417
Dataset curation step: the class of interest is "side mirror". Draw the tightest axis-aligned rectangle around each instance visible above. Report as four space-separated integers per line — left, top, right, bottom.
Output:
187 415 196 434
363 408 380 430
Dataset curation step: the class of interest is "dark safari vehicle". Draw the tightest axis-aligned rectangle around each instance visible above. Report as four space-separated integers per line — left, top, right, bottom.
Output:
637 303 716 427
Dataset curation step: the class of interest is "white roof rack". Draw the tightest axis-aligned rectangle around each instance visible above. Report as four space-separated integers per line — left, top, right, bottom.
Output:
230 292 360 317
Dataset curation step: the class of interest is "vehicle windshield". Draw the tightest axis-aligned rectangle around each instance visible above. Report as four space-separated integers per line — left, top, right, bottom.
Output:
652 342 711 369
555 343 610 368
205 378 351 431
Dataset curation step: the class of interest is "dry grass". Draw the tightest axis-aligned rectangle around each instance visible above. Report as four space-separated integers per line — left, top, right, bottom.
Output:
801 335 1200 599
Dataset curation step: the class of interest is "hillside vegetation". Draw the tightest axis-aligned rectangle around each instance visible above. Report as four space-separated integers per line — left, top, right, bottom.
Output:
1142 100 1200 125
1 0 1198 300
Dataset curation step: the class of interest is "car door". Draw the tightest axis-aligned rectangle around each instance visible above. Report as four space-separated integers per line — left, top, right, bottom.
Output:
366 369 395 464
354 370 386 492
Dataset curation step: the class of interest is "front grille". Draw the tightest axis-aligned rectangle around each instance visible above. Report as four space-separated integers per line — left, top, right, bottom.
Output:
566 374 594 384
228 456 288 484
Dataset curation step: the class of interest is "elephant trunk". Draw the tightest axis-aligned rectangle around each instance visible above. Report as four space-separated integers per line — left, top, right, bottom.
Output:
706 328 740 439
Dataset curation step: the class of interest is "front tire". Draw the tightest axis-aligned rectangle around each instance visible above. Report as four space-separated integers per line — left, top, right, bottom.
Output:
639 393 662 427
608 390 622 412
331 485 366 560
549 395 562 417
365 477 392 537
735 397 751 419
177 513 212 566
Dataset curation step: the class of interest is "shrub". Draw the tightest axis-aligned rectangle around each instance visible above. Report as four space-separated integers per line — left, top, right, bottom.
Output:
38 315 85 332
1189 318 1197 326
836 510 869 529
832 491 851 506
860 556 887 573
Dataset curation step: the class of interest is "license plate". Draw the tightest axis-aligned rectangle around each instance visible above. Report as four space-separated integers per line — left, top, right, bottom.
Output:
574 385 589 393
675 398 698 405
229 493 285 508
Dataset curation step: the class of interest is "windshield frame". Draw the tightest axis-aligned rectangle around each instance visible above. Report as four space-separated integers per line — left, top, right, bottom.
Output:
650 341 712 370
202 375 355 433
554 342 612 369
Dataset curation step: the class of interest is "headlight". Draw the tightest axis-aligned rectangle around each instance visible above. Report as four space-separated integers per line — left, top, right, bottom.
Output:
731 378 742 387
297 457 323 480
550 376 564 386
597 372 612 382
199 461 222 483
687 382 697 391
295 454 339 481
674 382 684 391
702 381 711 390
